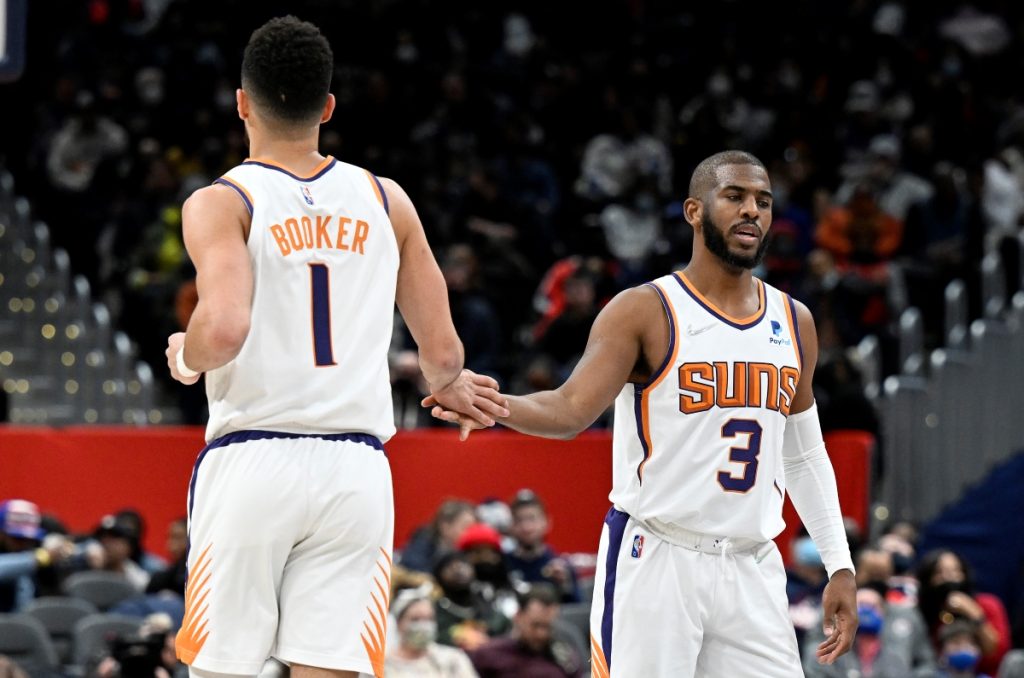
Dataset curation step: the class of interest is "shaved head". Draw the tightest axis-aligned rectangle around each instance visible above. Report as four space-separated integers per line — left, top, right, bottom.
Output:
688 150 766 199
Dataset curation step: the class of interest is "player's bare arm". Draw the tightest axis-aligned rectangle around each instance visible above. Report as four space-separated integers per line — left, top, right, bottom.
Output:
787 299 858 664
383 177 508 432
165 183 253 385
430 285 665 439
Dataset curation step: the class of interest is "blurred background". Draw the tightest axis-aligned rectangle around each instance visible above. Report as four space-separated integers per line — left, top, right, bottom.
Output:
1 1 1024 676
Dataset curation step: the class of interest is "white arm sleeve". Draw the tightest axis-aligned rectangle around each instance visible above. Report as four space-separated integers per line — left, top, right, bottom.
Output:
782 403 855 579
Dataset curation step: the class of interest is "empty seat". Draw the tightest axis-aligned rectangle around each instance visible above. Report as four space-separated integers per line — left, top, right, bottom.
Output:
24 595 99 664
63 570 140 611
0 613 60 673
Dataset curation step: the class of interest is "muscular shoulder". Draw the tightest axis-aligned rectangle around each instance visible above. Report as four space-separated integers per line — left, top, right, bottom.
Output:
376 177 419 242
182 184 251 244
183 183 248 217
601 284 664 324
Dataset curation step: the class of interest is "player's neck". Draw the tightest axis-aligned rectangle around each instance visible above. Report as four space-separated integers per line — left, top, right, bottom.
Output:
247 133 326 175
681 259 756 299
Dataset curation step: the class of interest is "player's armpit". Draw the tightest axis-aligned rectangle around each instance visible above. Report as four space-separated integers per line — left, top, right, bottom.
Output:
500 286 655 439
180 184 253 371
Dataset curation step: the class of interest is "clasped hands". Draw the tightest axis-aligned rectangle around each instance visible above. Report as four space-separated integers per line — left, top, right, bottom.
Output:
422 369 508 440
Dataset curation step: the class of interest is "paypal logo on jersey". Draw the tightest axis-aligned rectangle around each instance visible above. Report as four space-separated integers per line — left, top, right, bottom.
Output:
302 186 315 206
769 319 792 346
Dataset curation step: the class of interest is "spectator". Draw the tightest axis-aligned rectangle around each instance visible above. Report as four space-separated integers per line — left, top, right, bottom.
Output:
375 585 479 678
787 533 829 652
441 244 502 379
114 509 168 575
836 134 934 223
433 551 511 651
803 581 935 677
89 611 182 678
0 656 28 678
88 513 150 592
533 269 600 378
146 517 187 596
503 490 580 603
456 523 518 619
400 500 477 574
917 549 1011 675
469 584 584 678
0 499 72 612
922 620 995 678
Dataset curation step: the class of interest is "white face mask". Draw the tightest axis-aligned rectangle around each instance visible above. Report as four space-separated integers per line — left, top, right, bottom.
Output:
402 620 437 650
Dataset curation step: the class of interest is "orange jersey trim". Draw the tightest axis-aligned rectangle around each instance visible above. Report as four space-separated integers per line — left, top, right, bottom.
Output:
674 271 766 327
244 155 335 180
637 281 680 482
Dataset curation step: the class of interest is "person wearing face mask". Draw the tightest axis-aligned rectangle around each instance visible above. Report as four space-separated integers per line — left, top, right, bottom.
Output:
803 582 935 677
369 587 478 678
916 549 1010 675
433 551 512 651
921 621 993 678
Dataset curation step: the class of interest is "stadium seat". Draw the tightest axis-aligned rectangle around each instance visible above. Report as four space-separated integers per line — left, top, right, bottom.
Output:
24 595 99 664
0 613 60 673
70 612 143 668
557 601 591 645
63 570 140 611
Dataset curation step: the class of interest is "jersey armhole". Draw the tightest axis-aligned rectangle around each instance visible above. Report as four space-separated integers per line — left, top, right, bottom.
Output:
637 282 679 391
213 176 254 215
782 292 804 371
364 170 390 216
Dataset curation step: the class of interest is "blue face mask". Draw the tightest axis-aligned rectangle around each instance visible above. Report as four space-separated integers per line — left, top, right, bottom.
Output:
794 537 823 567
857 604 884 635
946 649 980 672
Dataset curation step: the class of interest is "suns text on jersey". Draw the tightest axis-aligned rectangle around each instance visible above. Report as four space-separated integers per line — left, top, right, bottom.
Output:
268 214 370 257
678 361 800 415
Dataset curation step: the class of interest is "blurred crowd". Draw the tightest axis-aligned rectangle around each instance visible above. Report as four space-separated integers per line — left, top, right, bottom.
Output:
2 0 1024 426
5 489 1024 677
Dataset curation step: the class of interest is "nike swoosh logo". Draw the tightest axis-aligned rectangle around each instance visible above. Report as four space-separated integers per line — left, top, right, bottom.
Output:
687 324 716 336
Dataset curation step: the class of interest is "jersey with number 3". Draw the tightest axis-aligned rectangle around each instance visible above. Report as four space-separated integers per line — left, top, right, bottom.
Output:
610 272 804 542
202 156 399 443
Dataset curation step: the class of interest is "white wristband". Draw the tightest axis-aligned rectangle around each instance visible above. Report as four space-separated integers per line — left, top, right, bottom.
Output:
176 346 200 378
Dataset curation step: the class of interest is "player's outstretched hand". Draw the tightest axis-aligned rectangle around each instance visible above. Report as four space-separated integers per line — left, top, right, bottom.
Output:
165 332 201 386
421 369 508 440
816 569 858 664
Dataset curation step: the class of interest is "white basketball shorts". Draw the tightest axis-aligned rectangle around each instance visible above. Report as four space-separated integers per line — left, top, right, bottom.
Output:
589 507 802 677
176 430 394 677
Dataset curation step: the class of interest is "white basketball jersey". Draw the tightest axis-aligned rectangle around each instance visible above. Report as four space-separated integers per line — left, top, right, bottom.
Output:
203 156 399 443
610 272 804 542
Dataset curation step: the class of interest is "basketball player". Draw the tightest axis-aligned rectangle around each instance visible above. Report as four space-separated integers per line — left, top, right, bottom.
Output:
163 17 507 678
428 151 858 676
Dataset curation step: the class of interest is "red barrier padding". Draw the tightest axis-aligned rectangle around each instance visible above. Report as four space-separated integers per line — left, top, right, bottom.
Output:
0 426 871 564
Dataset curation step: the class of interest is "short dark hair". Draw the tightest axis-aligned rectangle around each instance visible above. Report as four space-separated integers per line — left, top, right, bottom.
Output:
688 150 766 199
241 16 333 125
517 583 560 611
511 489 547 516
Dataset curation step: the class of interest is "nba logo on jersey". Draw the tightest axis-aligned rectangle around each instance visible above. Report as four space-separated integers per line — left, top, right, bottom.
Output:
631 534 645 558
302 185 315 206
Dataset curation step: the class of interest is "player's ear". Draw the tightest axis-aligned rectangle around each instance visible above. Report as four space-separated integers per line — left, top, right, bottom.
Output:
237 89 249 121
320 94 336 124
683 196 703 229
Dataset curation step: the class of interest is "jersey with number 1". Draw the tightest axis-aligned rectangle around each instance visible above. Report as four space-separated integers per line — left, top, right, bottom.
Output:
202 156 399 443
610 272 804 542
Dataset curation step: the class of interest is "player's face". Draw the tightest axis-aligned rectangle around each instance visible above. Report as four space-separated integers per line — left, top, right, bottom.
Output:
700 165 773 270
